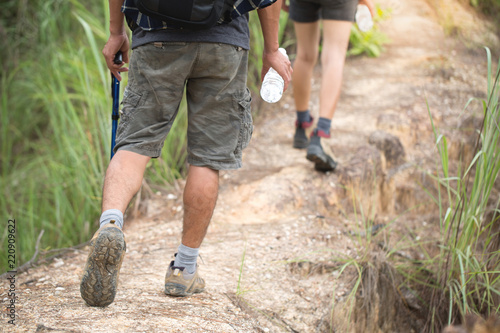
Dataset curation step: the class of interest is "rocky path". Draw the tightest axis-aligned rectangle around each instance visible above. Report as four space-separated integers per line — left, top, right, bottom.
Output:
1 0 496 332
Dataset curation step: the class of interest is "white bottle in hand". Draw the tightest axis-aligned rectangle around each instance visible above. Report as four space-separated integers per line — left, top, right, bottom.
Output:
260 48 288 104
355 4 373 32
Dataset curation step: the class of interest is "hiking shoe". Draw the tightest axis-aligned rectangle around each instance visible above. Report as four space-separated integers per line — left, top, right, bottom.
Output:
306 129 338 172
80 221 126 307
164 261 205 297
293 117 314 149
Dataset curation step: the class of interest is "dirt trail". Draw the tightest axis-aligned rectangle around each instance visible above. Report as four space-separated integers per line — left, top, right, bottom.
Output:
2 0 497 332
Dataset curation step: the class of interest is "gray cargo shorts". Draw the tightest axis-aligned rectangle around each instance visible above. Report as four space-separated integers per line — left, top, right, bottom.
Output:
289 0 358 23
114 42 252 170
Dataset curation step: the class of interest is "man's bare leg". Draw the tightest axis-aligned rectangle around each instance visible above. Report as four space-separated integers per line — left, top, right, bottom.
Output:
102 150 151 214
165 165 219 296
81 150 150 307
173 165 219 272
181 165 219 248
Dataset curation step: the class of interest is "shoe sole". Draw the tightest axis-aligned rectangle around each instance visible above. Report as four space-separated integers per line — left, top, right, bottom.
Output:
80 227 126 307
307 146 337 172
164 283 204 297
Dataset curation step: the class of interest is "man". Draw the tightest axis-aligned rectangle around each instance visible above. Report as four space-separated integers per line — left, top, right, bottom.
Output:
284 0 374 172
80 0 292 307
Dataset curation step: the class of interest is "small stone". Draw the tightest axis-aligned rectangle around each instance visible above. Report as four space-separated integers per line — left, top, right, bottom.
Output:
55 287 65 291
53 259 64 268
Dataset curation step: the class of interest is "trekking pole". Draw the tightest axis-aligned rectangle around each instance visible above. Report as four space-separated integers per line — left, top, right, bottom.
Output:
110 51 122 160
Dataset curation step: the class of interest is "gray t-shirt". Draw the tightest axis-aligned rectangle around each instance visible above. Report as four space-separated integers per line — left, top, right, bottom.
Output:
131 15 250 50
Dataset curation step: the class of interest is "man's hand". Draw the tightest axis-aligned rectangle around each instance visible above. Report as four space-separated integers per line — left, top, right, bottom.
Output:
359 0 376 17
103 32 130 81
262 48 292 92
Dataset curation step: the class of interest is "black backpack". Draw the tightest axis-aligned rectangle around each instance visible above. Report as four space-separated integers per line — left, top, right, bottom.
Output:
134 0 235 30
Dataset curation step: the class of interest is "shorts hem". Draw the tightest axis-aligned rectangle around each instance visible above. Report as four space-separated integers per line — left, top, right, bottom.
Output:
291 16 355 23
116 146 162 158
188 157 242 171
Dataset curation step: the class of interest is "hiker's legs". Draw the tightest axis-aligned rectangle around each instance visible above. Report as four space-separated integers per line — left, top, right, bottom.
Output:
181 165 219 248
318 20 352 121
102 150 151 214
292 21 321 111
304 20 350 172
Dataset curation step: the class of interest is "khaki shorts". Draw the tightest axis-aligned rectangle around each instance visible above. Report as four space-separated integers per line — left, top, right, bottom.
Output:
115 42 252 170
289 0 358 23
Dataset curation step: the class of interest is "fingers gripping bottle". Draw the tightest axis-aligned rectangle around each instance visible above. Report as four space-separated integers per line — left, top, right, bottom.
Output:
355 4 373 32
260 48 288 103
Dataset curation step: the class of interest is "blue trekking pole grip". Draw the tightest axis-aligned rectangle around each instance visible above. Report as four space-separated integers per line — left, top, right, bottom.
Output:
110 51 122 160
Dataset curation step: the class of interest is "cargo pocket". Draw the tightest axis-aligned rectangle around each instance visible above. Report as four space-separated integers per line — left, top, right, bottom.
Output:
116 87 143 140
238 88 253 151
119 88 143 127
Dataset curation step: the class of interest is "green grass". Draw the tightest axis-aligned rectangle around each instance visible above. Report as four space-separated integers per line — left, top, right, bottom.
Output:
396 48 500 332
0 0 187 272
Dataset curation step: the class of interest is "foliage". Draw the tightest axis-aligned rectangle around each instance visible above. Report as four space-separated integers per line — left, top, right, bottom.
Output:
468 0 500 24
421 48 500 331
348 5 391 58
0 0 187 272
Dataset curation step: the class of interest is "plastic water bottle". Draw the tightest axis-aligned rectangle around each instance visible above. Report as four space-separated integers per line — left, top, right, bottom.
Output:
355 4 373 32
260 48 288 103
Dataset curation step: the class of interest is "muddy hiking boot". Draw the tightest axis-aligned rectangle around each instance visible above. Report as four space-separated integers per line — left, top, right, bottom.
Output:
164 261 205 297
80 221 126 307
306 129 338 172
293 117 314 149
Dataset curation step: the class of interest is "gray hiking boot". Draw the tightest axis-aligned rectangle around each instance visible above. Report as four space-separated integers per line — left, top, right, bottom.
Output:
293 117 314 149
80 221 126 307
164 261 205 297
306 129 337 172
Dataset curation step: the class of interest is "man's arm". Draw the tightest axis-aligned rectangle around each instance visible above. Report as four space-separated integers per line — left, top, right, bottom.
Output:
257 0 292 91
103 0 130 80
